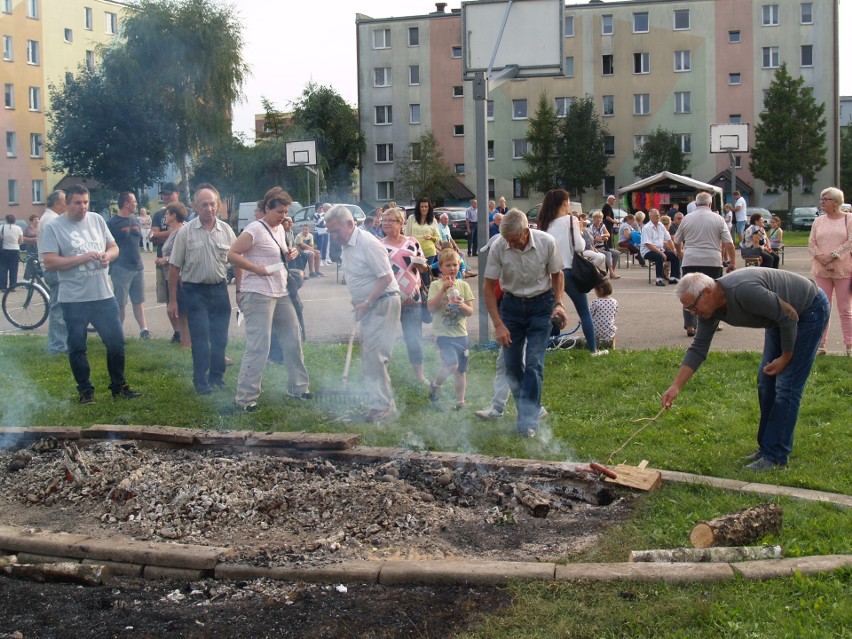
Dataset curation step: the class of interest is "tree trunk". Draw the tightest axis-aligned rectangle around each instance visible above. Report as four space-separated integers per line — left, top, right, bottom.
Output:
513 483 551 518
630 545 782 563
2 562 108 586
689 504 782 548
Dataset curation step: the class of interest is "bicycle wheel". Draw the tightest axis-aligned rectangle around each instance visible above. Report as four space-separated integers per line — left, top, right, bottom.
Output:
2 282 49 330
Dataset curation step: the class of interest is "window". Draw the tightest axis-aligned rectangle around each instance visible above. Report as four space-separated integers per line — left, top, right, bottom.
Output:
451 46 461 58
555 96 574 117
374 67 391 87
409 65 419 85
728 30 741 43
634 52 649 74
762 4 779 26
8 179 18 205
673 9 690 30
373 28 390 49
602 55 614 76
512 99 527 119
604 176 615 195
26 40 39 65
28 86 40 111
3 83 13 109
564 56 574 77
30 132 43 158
32 179 44 204
376 143 393 163
409 104 420 124
729 73 742 85
674 50 691 72
513 178 528 199
408 27 419 47
2 0 10 13
801 2 813 24
730 114 742 124
564 16 574 37
678 134 692 154
410 143 421 161
105 11 117 35
762 46 779 69
27 0 37 19
453 124 464 136
487 100 494 120
454 164 465 175
601 15 613 35
801 44 813 67
375 105 392 125
452 85 463 97
512 139 528 159
604 136 615 156
633 94 650 115
5 131 15 157
84 7 92 30
674 91 691 114
2 35 11 61
377 181 394 201
633 12 649 33
602 95 614 116
634 135 647 152
734 156 742 168
487 140 494 160
64 28 73 43
85 50 94 72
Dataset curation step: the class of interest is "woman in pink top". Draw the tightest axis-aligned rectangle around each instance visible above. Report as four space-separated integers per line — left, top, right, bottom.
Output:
809 187 852 356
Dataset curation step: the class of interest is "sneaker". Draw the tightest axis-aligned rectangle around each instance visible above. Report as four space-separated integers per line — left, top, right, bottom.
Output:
590 349 609 357
140 329 152 340
316 271 327 277
539 406 548 419
309 272 321 278
170 332 181 344
240 402 258 413
656 278 666 287
454 401 465 411
740 449 763 463
745 457 786 471
286 392 313 400
521 428 536 438
668 277 680 285
816 346 827 356
112 385 141 399
196 385 213 396
475 406 503 420
79 389 95 404
224 357 234 367
429 381 441 403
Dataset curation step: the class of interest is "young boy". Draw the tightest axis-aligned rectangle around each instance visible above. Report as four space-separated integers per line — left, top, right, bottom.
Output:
427 248 474 409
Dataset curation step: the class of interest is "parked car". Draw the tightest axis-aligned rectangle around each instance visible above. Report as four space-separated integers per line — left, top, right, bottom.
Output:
237 200 302 233
788 205 820 231
289 204 366 233
589 207 628 224
433 207 468 239
746 207 772 229
526 201 583 229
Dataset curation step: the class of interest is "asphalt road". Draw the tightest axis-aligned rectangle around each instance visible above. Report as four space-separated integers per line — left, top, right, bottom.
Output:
1 246 847 355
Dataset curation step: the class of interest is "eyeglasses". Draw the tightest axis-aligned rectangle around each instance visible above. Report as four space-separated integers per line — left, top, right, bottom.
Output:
685 290 704 313
819 197 836 202
381 218 400 224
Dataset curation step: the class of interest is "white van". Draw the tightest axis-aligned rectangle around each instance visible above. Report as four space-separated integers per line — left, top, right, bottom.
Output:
237 200 302 232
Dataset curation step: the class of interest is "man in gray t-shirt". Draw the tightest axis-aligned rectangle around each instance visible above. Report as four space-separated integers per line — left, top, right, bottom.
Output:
41 185 140 404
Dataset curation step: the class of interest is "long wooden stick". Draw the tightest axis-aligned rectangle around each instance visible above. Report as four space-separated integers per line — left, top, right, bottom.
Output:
341 323 358 390
606 407 666 463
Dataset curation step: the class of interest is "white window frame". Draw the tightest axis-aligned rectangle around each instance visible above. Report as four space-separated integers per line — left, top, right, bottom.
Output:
512 139 528 159
602 54 614 76
28 86 40 111
452 85 463 98
2 35 11 61
32 179 44 204
487 100 494 120
633 12 649 33
8 179 18 205
800 44 813 67
762 46 780 69
633 135 647 152
453 124 464 137
762 4 779 26
455 164 465 175
633 93 650 115
800 2 813 24
376 181 394 201
729 30 741 43
4 83 14 109
84 6 93 30
409 65 419 85
85 50 95 72
410 142 421 162
2 0 11 14
674 50 691 72
730 114 742 124
555 97 574 118
5 131 16 157
30 132 43 158
26 0 38 19
564 56 574 77
674 91 691 114
487 140 494 160
64 28 73 43
375 105 392 125
601 15 613 35
512 99 528 120
408 26 419 47
633 52 650 75
375 143 393 163
673 9 690 30
105 11 117 35
409 103 420 124
604 136 615 156
26 39 39 65
373 28 390 49
602 95 614 117
564 15 574 37
678 134 692 154
729 73 742 85
374 67 391 87
451 45 462 58
513 178 528 199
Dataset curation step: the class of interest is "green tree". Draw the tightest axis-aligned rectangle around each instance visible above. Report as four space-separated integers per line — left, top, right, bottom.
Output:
633 127 689 178
518 93 562 195
395 131 456 203
292 82 365 200
558 95 610 195
838 126 852 198
750 63 827 211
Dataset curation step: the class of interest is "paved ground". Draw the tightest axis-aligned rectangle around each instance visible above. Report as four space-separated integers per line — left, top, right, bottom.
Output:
1 246 847 354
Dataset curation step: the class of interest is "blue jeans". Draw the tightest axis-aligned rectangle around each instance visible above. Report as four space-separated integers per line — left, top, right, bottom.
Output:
563 268 597 352
756 290 830 465
43 270 68 354
62 297 126 394
500 290 554 433
467 223 478 256
316 233 329 261
645 250 682 280
399 303 424 365
182 282 231 392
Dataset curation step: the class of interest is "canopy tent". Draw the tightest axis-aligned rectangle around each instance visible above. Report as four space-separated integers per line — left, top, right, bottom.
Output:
617 171 723 214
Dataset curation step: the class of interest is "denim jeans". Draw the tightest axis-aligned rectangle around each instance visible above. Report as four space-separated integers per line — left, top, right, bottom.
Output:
563 268 597 352
500 290 554 433
182 282 231 392
645 250 682 280
681 265 723 330
467 223 478 256
62 297 126 394
43 270 68 354
399 303 424 366
756 290 830 465
0 248 19 290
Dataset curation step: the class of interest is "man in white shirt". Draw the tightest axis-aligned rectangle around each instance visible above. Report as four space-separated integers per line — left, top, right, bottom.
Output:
641 208 681 287
464 199 478 256
733 190 748 244
37 190 68 354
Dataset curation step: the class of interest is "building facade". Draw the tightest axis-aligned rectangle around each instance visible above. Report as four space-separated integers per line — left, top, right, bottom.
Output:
356 0 839 212
1 0 128 219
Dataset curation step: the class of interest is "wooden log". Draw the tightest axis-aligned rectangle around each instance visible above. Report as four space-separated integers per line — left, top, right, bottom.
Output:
1 562 109 586
513 483 551 518
603 462 662 491
630 545 783 563
689 504 782 549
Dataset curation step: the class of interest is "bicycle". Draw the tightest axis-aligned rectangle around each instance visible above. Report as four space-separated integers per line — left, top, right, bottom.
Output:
2 254 50 330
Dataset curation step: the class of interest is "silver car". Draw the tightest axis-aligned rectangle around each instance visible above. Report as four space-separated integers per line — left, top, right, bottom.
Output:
788 206 819 231
289 204 366 233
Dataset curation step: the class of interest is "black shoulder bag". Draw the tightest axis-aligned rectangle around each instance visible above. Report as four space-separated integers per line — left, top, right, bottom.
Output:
258 221 305 339
568 215 605 294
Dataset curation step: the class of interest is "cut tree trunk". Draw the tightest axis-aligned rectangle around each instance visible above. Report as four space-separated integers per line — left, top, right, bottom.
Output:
630 545 782 563
2 562 108 586
513 483 551 518
689 504 782 548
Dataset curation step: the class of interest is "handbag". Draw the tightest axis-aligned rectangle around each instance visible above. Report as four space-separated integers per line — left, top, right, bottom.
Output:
568 216 605 293
259 221 306 339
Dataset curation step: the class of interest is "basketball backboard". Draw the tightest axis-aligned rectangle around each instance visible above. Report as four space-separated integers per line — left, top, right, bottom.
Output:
710 123 749 153
285 140 317 167
462 0 564 80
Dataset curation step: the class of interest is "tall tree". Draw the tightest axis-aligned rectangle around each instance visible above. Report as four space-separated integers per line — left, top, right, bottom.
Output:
558 95 610 196
395 131 456 203
292 82 365 200
841 126 852 199
633 127 689 178
517 94 561 195
750 63 827 211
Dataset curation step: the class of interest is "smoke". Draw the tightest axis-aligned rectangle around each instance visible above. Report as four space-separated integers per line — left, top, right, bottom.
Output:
0 350 58 450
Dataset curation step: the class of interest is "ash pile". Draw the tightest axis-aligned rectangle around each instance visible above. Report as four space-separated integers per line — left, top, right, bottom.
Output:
1 439 632 567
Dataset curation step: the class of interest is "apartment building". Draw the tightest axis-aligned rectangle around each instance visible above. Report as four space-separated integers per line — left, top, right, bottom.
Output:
356 0 838 212
1 0 128 219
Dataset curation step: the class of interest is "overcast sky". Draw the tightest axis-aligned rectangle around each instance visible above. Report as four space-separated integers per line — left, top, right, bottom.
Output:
230 0 852 140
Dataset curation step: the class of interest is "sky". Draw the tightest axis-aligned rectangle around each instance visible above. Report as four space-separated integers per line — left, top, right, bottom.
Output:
230 0 852 141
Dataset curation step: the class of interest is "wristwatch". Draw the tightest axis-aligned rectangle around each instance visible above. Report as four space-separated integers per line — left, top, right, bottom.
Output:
831 251 839 259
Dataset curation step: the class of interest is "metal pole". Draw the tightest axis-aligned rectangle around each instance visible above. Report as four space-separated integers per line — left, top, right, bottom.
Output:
473 72 489 344
729 151 737 206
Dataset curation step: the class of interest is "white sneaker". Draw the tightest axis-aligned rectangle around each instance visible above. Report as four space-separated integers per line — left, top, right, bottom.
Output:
590 349 609 357
539 406 548 419
475 407 503 420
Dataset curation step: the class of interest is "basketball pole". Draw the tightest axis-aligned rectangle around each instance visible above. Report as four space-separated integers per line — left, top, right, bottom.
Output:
473 71 490 343
727 149 736 206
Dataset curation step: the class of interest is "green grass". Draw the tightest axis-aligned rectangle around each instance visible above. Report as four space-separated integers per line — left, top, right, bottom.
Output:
2 335 850 637
777 230 810 247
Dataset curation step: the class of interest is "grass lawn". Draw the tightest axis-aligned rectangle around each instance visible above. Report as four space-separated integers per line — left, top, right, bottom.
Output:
1 335 849 637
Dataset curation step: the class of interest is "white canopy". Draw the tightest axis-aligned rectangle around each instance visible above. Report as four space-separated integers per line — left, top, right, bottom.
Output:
618 171 723 196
